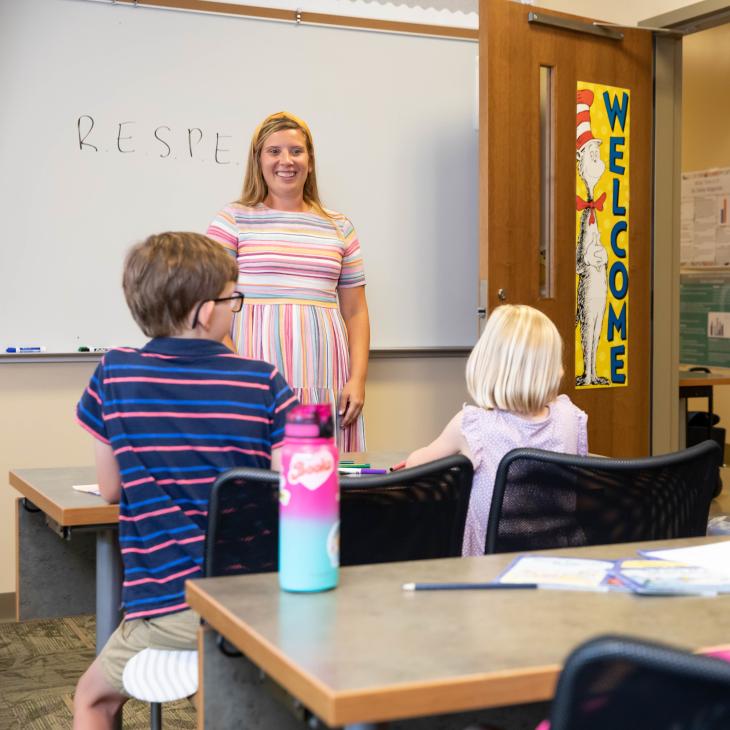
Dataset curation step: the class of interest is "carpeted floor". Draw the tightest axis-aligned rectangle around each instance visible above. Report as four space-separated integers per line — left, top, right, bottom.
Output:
0 614 196 729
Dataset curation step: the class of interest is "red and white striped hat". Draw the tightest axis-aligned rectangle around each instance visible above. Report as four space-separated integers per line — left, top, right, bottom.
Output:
576 89 600 152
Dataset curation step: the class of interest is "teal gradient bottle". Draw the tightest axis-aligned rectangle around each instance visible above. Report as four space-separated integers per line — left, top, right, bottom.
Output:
279 404 339 592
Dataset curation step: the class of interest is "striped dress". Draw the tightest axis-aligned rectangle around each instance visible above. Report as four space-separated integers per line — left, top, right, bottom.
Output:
207 202 366 451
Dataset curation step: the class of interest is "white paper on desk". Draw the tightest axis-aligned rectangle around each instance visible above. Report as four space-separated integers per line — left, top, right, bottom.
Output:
73 483 101 496
640 541 730 578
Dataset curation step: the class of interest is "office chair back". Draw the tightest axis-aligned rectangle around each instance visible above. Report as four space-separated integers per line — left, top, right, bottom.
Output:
485 440 721 554
549 634 730 730
339 454 473 565
205 466 279 577
205 454 473 573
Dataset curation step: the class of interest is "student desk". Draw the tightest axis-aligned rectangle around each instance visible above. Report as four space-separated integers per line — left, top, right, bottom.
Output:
186 537 730 730
679 369 730 448
10 465 120 653
9 452 403 654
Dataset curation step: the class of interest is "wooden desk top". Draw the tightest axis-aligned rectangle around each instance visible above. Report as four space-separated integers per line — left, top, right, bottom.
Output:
186 537 730 727
679 370 730 387
8 452 405 528
9 466 118 527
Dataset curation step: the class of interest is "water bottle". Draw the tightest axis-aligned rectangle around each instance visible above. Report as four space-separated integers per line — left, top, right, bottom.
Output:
279 404 339 592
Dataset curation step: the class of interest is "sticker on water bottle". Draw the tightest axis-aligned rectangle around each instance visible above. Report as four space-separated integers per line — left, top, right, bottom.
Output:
287 451 335 491
327 520 340 568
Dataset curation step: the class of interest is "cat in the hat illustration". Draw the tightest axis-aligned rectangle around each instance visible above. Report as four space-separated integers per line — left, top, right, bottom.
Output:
575 88 609 386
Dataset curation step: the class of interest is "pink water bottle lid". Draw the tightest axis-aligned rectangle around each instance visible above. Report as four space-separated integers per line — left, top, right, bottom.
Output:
285 404 334 439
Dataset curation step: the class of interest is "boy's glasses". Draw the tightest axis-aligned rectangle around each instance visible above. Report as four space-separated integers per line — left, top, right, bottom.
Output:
191 292 244 329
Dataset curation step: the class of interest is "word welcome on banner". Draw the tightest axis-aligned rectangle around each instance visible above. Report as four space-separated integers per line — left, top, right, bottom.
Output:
574 81 630 389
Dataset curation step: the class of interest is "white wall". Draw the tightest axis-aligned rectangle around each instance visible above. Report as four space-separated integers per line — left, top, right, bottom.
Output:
535 0 696 25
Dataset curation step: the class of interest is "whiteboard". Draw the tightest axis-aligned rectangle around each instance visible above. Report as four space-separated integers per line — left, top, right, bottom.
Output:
0 0 478 352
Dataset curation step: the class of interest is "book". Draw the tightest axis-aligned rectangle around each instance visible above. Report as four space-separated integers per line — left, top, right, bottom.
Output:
497 555 617 591
612 558 730 596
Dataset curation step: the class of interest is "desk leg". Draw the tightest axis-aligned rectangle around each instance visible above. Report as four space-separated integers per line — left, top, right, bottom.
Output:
96 528 123 654
199 627 316 730
679 396 687 449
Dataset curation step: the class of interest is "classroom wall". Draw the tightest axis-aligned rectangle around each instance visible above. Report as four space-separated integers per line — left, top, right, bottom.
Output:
535 0 691 25
682 23 730 434
0 357 468 595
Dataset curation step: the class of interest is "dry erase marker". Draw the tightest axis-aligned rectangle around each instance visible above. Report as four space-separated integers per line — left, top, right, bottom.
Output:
5 346 46 353
91 347 109 352
77 346 90 352
402 582 538 591
338 467 388 475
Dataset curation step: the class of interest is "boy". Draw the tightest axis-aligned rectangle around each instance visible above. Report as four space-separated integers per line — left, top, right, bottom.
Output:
73 232 296 727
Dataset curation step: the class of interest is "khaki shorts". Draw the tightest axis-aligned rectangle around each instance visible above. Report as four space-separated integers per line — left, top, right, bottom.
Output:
99 609 199 695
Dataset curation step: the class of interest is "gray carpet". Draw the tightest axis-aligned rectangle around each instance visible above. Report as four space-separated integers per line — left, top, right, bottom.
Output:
0 615 196 729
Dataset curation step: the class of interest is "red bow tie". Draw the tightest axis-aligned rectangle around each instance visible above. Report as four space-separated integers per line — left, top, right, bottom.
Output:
576 192 606 225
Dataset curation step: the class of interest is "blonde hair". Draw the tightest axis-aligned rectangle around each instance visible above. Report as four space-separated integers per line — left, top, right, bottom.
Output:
123 232 237 338
239 111 331 219
466 305 563 415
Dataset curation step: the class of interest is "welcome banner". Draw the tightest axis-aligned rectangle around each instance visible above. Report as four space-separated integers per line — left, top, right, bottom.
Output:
574 81 630 389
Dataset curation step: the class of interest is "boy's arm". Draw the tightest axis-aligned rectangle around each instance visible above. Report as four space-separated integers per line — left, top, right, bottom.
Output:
93 439 122 503
271 446 282 472
405 411 474 468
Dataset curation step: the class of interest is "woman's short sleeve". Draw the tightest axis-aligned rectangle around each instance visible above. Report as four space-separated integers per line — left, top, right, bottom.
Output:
206 205 239 259
460 405 484 470
336 216 365 289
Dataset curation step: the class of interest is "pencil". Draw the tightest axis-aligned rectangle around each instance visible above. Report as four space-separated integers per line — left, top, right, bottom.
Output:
402 582 538 591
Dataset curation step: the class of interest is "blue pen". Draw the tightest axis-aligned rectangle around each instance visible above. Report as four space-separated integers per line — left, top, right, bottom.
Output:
6 346 46 353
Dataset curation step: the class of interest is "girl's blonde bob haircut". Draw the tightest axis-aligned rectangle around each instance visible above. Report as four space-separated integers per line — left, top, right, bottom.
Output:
466 304 563 415
239 111 330 219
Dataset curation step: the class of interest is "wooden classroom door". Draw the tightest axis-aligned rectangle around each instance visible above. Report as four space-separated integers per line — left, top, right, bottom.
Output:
479 1 654 457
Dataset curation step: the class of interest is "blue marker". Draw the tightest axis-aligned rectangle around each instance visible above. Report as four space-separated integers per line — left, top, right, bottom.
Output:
6 346 46 353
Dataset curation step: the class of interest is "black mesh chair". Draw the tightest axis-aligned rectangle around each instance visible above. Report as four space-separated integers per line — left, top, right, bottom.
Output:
485 440 721 554
206 454 474 574
548 635 730 730
339 454 473 565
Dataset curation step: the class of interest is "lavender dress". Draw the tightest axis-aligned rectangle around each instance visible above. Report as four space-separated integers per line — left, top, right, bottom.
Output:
460 394 588 556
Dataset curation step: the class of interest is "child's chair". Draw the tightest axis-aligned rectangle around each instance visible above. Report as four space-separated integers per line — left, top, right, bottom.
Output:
122 649 198 729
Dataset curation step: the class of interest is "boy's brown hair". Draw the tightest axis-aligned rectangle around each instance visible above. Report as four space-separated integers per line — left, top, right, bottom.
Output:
123 232 238 338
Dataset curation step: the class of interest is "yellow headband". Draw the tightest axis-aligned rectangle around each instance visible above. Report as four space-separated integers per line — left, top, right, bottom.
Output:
253 111 312 144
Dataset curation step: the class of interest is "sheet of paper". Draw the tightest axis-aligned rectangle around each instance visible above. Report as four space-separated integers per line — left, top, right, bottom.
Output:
72 483 101 496
640 541 730 578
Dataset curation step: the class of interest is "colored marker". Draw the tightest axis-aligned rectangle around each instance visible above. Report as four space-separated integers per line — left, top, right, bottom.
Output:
5 346 46 353
390 461 406 471
340 463 370 469
338 468 388 475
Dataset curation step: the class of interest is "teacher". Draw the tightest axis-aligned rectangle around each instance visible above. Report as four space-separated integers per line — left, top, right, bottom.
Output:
207 111 370 450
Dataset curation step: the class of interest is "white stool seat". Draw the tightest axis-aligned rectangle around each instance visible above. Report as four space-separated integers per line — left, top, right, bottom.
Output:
122 648 198 702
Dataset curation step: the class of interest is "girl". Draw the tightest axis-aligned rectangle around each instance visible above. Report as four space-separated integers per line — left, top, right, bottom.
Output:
405 304 588 556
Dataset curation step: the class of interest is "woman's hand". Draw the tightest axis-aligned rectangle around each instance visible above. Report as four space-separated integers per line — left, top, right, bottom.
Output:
339 377 366 428
338 286 370 429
